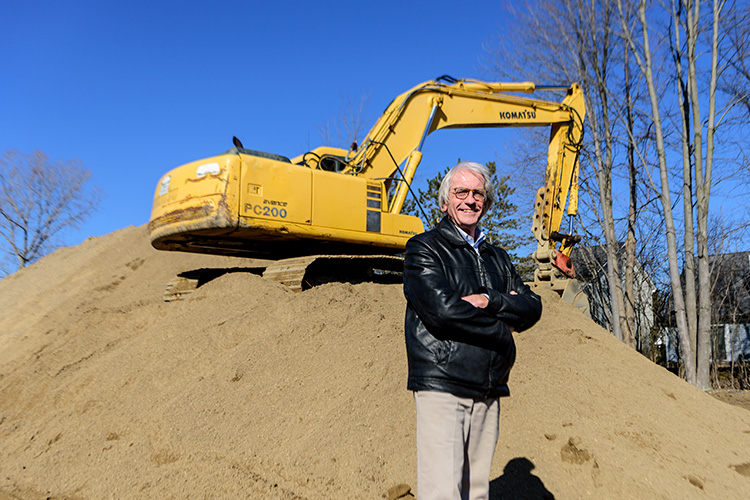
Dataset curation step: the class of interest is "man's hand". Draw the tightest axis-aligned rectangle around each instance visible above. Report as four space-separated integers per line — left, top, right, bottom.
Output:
461 294 489 309
508 290 517 331
462 290 518 309
462 291 520 332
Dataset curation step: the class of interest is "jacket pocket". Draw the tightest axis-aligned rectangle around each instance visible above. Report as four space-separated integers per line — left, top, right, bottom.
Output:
434 340 453 365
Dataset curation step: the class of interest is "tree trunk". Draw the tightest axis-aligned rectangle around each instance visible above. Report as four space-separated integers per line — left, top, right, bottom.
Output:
693 0 722 390
672 0 699 367
573 0 629 344
619 0 697 384
624 44 638 350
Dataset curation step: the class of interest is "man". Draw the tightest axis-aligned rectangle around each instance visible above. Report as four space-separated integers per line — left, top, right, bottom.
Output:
403 161 542 500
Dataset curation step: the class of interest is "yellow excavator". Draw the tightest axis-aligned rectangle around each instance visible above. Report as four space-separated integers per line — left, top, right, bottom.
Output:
148 76 588 313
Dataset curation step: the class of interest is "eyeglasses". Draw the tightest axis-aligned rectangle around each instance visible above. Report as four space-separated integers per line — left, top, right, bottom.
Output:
452 187 487 202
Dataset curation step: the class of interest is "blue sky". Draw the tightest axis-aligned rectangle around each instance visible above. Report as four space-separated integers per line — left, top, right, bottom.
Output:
1 0 523 248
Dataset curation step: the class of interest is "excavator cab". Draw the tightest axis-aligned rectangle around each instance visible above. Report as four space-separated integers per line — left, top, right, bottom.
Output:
317 156 348 173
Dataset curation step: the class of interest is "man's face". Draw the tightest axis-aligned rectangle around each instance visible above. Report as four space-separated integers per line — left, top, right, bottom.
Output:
441 169 486 236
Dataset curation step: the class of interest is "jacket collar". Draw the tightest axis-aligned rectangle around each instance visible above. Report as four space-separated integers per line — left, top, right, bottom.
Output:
437 216 478 248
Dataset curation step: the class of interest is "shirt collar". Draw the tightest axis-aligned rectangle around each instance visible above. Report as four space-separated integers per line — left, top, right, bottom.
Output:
453 223 486 254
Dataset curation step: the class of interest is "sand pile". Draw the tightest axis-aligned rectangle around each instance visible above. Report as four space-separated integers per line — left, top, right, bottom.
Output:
1 225 749 499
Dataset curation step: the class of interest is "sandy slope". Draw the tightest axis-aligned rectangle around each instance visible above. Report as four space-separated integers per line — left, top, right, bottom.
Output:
1 225 749 499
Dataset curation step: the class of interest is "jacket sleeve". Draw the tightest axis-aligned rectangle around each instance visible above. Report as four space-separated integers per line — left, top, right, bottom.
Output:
403 237 510 350
480 254 542 332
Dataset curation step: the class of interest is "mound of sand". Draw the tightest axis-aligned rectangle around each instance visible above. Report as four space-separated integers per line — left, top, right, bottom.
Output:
1 226 749 499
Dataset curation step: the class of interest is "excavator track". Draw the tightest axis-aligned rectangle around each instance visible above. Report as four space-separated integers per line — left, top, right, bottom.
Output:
260 256 318 292
262 254 404 292
163 275 201 302
162 265 267 302
163 255 403 301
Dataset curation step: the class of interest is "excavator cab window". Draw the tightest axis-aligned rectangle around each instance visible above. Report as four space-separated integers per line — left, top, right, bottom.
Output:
319 156 348 173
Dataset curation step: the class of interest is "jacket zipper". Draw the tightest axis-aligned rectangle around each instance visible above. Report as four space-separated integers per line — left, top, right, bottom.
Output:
475 251 495 397
476 252 487 288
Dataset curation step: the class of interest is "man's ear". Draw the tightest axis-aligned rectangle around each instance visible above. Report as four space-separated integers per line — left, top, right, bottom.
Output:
441 203 448 213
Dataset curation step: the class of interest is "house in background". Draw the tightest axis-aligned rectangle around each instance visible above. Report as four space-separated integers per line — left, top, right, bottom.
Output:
570 244 657 354
708 251 750 362
655 251 750 364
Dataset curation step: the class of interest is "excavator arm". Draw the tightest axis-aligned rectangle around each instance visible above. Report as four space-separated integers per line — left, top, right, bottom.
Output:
301 77 587 291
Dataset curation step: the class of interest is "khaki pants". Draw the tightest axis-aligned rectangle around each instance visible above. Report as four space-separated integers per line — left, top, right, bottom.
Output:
414 391 500 500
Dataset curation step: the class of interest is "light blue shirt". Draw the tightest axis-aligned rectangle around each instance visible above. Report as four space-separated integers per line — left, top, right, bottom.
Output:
454 224 486 255
453 223 490 300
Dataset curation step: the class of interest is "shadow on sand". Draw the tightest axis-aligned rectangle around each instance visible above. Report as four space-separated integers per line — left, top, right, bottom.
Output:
489 457 556 500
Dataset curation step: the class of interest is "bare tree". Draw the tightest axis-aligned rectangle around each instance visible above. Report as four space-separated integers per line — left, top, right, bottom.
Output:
718 2 750 189
0 150 102 272
623 39 640 350
719 0 750 115
616 0 732 389
316 93 373 150
486 0 749 390
484 0 641 347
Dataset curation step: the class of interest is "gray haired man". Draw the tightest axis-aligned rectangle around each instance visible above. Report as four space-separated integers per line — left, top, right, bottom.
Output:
403 161 542 500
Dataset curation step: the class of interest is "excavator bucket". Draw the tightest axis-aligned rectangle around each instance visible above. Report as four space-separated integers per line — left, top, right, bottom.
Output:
559 278 590 317
530 277 591 318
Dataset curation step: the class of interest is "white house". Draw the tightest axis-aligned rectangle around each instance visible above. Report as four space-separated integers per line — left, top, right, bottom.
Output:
570 244 657 353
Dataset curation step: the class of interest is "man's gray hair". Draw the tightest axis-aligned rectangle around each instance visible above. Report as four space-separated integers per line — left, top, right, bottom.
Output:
438 161 494 211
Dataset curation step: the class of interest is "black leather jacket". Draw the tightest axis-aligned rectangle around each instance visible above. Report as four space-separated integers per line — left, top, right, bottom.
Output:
403 217 542 399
